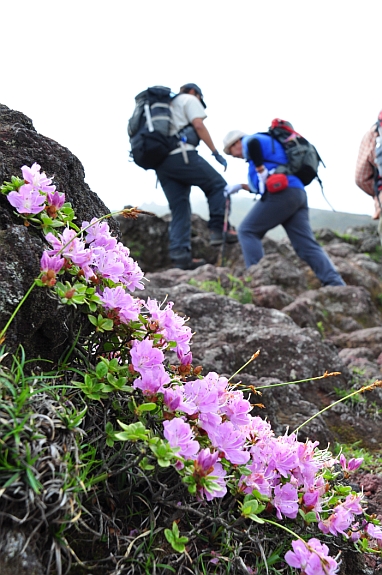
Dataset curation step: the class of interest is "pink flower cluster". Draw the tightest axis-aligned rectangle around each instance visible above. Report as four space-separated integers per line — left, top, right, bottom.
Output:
143 298 192 359
285 538 339 575
7 162 63 215
44 219 144 293
145 368 378 568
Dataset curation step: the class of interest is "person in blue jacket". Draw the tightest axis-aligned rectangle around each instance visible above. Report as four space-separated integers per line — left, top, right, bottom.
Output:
222 128 345 286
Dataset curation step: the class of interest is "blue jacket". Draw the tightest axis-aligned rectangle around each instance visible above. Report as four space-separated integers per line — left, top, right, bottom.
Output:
242 133 304 194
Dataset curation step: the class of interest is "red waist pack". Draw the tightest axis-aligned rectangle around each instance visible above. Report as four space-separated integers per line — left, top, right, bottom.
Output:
266 173 288 193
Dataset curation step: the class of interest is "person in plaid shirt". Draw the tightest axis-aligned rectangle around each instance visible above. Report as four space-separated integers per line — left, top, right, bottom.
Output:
355 113 382 221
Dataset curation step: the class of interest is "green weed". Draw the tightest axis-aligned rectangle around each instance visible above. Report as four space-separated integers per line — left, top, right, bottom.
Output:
189 274 252 304
333 231 360 244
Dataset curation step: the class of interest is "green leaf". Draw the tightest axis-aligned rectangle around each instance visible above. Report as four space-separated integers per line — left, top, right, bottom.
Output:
248 514 265 524
116 421 149 441
96 361 109 379
164 529 175 545
139 457 155 471
137 402 157 412
304 511 318 524
164 522 188 553
26 467 42 494
99 318 114 331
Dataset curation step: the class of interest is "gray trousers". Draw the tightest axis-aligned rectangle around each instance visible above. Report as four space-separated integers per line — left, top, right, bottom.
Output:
238 187 345 286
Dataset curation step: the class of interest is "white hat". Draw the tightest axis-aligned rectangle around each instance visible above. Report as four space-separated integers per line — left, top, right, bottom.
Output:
223 130 247 155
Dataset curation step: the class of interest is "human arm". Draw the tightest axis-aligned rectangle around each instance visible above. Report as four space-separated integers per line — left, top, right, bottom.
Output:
191 117 227 170
246 137 265 168
191 117 217 153
224 183 247 197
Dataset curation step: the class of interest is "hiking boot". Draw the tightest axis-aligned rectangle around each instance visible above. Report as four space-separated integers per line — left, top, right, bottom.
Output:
210 230 239 246
170 254 206 270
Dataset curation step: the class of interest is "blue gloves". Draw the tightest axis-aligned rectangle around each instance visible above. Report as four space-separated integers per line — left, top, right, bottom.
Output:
212 150 228 171
224 184 242 198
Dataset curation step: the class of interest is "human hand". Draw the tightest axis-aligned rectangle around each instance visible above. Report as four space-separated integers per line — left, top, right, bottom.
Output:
224 184 242 197
256 167 269 195
212 150 228 171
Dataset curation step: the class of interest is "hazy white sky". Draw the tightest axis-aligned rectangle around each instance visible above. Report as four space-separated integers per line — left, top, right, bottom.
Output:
2 1 381 219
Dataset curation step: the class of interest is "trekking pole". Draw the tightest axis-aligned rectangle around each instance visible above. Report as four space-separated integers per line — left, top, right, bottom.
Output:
220 196 231 267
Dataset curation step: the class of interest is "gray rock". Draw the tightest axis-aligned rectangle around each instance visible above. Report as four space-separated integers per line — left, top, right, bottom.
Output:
0 104 120 363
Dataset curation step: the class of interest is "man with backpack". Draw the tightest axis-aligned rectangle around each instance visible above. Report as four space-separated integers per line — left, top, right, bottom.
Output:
355 111 382 241
222 127 346 286
154 83 238 270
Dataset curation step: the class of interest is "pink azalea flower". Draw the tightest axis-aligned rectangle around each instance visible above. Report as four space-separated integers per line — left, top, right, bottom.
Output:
365 522 382 546
45 228 89 262
318 503 353 536
273 483 299 520
163 387 184 412
209 421 250 465
133 364 170 395
40 251 65 274
163 418 199 459
92 246 125 282
285 538 338 575
193 448 227 501
238 467 272 498
99 286 142 324
202 372 229 397
339 454 363 473
268 440 299 479
198 411 222 436
183 378 219 416
343 493 364 515
293 440 321 488
82 218 116 249
144 298 192 355
245 416 274 443
116 243 145 291
303 487 321 512
177 350 192 365
21 162 56 193
130 339 164 375
7 185 46 214
46 190 65 209
219 391 251 428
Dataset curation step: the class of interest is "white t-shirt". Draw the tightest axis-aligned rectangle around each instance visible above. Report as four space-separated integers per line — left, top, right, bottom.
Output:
169 93 207 136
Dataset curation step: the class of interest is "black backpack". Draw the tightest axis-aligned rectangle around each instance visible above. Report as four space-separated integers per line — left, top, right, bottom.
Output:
128 86 178 170
265 119 324 186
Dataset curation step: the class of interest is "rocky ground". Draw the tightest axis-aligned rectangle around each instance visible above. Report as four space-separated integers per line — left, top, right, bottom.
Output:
1 101 382 573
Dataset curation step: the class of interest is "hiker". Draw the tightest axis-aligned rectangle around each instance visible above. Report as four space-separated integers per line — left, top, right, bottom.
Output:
222 129 346 286
155 83 238 270
355 111 382 240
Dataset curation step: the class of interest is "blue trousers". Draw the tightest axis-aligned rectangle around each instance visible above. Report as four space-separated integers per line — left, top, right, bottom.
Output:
238 187 345 286
156 151 227 256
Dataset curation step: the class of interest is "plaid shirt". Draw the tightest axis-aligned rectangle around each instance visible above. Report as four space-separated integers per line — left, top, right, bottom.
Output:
355 124 377 196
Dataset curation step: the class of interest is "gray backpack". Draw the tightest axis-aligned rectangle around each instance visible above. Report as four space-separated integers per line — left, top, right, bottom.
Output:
128 86 177 170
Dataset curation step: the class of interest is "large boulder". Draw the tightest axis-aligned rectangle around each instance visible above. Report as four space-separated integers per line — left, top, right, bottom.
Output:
0 104 119 364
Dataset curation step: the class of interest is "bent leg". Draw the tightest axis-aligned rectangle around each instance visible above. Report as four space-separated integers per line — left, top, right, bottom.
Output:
185 153 227 231
238 189 306 267
283 199 345 286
